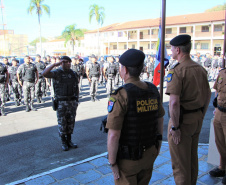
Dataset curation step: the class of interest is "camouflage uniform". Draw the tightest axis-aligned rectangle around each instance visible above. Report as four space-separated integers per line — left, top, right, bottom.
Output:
8 65 22 105
17 63 38 111
35 61 46 102
0 63 7 115
51 67 79 136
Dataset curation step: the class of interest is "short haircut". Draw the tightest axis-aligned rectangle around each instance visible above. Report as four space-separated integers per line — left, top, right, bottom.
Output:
178 42 191 54
127 64 144 77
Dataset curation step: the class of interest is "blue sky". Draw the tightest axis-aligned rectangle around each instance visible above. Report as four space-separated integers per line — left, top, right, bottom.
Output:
3 0 226 42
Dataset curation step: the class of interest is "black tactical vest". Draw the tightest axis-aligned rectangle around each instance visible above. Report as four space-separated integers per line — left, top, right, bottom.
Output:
35 61 46 77
53 69 78 98
22 63 36 83
9 66 18 82
119 82 160 147
71 64 82 76
107 63 116 75
89 63 100 77
0 63 6 83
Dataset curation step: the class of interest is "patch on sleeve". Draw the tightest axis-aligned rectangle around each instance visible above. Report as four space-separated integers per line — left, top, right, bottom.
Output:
108 97 116 113
166 71 174 82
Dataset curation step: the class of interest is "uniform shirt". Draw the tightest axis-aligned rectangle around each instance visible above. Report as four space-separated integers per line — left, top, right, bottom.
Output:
35 61 46 76
17 63 37 82
213 69 226 108
165 55 210 110
106 77 165 130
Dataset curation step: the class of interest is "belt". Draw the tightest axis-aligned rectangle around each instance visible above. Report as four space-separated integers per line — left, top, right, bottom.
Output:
182 107 204 114
57 97 77 101
217 105 226 112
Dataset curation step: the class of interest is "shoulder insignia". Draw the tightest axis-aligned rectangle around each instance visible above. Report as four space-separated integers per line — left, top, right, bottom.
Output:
166 71 174 82
110 86 123 95
108 97 116 113
170 62 179 69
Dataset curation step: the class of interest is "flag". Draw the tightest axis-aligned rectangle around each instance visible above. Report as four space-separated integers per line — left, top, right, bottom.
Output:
153 25 170 86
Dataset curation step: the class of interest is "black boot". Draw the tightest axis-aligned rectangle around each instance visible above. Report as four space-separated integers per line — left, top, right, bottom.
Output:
37 97 41 103
67 134 78 148
91 96 95 102
25 104 30 112
61 135 69 151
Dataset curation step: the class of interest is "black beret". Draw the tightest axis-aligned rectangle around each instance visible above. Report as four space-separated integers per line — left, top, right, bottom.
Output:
36 54 41 57
119 49 145 67
60 56 72 62
170 34 191 46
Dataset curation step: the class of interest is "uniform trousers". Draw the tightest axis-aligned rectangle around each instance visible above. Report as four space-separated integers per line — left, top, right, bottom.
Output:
23 81 35 105
0 83 5 108
56 100 78 136
107 77 115 95
213 108 226 171
115 145 158 185
79 75 83 92
90 76 99 97
35 77 45 98
168 111 203 185
12 81 22 101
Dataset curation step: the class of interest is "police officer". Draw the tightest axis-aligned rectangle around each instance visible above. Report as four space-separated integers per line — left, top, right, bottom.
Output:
3 57 11 101
209 67 226 184
0 61 9 116
35 54 46 103
8 59 22 106
146 56 154 82
114 56 120 86
17 55 39 112
71 58 84 93
165 35 211 185
85 56 92 87
104 56 117 97
106 49 165 185
46 56 56 98
87 54 100 102
42 56 79 151
99 56 105 86
78 58 85 92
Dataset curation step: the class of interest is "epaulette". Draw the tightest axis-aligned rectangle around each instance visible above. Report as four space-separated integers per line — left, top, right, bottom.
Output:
219 68 226 72
170 62 179 69
110 86 123 95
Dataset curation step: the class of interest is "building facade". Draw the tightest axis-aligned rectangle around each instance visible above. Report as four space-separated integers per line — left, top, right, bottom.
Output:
84 10 225 56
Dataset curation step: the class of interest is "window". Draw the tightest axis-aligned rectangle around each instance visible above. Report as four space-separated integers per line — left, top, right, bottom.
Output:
148 30 150 35
166 28 172 34
191 27 193 33
118 32 123 37
201 26 209 32
151 43 156 49
132 44 135 49
113 45 117 49
214 25 222 32
124 44 127 49
148 44 150 49
201 43 209 49
151 29 155 35
180 27 186 33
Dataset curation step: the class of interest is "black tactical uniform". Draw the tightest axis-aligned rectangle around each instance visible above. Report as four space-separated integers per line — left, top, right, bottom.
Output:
35 61 46 103
0 63 8 116
106 62 117 96
89 62 100 101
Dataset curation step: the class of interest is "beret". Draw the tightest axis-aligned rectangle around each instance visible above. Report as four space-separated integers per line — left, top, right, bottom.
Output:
119 49 145 67
36 54 41 57
170 34 191 46
60 56 72 62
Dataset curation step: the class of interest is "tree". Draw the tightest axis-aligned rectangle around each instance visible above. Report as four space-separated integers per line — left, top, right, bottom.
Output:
29 37 47 46
205 3 226 12
89 4 105 56
27 0 50 55
62 24 83 55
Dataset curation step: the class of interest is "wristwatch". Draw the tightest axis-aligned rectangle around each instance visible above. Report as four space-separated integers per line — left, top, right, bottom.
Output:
108 161 117 167
171 126 180 131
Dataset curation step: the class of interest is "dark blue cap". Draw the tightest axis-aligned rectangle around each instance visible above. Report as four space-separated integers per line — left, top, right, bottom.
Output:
119 49 145 67
170 34 191 46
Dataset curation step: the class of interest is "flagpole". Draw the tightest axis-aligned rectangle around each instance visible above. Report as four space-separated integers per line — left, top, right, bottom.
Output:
160 0 166 103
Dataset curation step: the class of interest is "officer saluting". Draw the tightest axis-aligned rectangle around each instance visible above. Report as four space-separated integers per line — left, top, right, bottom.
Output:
165 35 211 185
42 56 79 151
107 49 165 184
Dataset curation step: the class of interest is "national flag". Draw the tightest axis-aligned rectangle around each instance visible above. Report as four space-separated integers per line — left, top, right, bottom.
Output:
153 25 170 86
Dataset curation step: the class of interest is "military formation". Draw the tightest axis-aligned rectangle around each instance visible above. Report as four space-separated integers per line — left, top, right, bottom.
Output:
1 34 226 184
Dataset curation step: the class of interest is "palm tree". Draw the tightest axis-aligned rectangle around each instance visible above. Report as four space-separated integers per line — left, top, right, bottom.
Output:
27 0 50 56
89 4 105 56
62 24 83 56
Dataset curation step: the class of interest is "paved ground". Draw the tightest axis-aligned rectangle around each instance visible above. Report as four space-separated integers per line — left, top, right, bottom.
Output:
1 78 218 184
8 143 224 185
